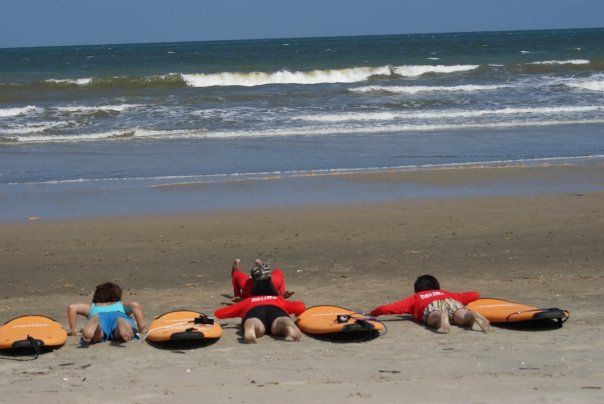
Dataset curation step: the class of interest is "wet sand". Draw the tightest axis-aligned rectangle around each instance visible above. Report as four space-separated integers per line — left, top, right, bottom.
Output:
0 164 603 403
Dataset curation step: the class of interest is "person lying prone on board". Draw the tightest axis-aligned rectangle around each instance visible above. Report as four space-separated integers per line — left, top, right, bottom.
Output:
67 281 146 343
370 274 490 333
216 272 305 343
230 258 294 301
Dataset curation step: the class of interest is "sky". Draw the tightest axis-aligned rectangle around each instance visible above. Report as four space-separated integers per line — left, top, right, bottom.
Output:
1 0 603 48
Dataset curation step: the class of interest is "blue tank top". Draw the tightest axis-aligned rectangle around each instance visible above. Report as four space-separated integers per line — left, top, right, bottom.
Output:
88 301 128 319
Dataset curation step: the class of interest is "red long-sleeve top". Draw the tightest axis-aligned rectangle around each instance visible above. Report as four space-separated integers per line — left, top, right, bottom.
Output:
214 295 306 319
370 289 480 322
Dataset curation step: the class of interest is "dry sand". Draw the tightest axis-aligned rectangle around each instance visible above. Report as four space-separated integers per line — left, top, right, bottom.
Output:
0 165 603 403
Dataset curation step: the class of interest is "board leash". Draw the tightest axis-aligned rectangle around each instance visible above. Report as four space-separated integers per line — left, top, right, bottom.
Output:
142 321 191 342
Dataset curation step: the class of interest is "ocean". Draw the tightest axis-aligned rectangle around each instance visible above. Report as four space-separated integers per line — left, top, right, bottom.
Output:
1 28 603 219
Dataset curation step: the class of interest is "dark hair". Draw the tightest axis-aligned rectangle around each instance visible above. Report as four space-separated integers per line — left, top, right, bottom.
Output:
251 277 279 297
414 275 440 293
92 282 123 303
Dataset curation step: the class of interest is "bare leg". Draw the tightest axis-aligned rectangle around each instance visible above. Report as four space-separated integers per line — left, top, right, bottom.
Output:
271 316 302 341
453 309 491 332
242 318 266 344
115 318 135 342
425 310 450 334
82 315 104 342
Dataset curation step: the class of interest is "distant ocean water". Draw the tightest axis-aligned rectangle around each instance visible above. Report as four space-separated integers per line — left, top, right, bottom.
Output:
1 28 604 218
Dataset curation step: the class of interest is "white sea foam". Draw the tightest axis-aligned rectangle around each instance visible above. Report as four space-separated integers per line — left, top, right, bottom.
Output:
1 121 72 135
0 105 39 118
529 59 590 65
393 64 479 77
427 57 440 60
294 105 603 122
350 84 506 95
53 104 143 113
565 77 604 92
7 118 604 144
44 78 93 85
5 129 137 143
180 64 479 87
181 66 392 87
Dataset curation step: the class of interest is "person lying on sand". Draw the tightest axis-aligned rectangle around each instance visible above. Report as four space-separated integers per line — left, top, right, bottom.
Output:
370 274 490 333
231 258 294 300
216 268 305 343
66 281 145 343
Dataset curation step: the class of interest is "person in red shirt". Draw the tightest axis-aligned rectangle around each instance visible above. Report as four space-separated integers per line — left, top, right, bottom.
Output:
216 267 306 343
370 274 490 333
230 258 294 300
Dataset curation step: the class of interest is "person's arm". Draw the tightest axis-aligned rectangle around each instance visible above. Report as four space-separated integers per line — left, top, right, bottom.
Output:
450 291 480 305
370 295 414 317
283 300 306 316
66 303 90 336
215 299 246 319
123 301 146 332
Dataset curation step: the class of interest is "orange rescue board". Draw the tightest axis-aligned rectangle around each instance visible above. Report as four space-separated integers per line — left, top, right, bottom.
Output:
0 315 67 350
467 298 569 324
145 310 222 343
296 305 384 335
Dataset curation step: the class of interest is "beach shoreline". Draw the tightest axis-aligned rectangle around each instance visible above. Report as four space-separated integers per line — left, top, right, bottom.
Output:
1 163 603 402
1 160 604 223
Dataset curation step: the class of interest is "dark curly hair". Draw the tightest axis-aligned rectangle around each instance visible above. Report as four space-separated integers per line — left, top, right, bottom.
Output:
92 282 123 303
414 274 440 293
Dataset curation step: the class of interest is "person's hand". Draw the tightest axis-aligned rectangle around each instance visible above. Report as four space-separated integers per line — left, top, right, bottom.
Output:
67 329 78 336
282 290 295 299
138 325 147 334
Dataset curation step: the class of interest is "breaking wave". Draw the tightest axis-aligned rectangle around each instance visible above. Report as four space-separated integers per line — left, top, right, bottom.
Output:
0 105 40 118
180 66 392 87
392 64 479 76
44 78 93 85
3 64 484 90
563 75 604 92
293 105 604 122
4 118 604 144
53 104 144 113
350 84 506 94
529 59 590 65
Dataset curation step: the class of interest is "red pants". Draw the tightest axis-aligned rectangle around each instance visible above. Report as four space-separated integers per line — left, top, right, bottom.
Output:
231 268 286 298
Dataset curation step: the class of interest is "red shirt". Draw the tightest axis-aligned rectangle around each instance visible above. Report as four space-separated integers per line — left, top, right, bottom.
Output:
232 268 286 298
215 295 306 319
370 289 480 322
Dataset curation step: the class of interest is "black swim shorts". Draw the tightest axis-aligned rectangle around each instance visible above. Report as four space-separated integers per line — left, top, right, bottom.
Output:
242 305 288 333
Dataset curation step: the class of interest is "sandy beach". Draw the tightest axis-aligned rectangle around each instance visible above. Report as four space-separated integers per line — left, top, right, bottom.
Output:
1 164 603 403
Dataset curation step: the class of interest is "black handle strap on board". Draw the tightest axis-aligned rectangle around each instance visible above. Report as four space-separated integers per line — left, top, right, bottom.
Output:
27 335 42 359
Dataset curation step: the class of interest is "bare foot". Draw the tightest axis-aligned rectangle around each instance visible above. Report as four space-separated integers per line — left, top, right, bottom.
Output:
470 311 491 332
286 325 302 341
115 317 135 342
272 317 302 341
243 318 264 343
232 258 241 272
436 311 450 334
243 328 257 344
254 258 263 266
82 315 103 342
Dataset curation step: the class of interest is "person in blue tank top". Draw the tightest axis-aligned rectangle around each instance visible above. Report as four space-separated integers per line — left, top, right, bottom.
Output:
66 282 145 343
